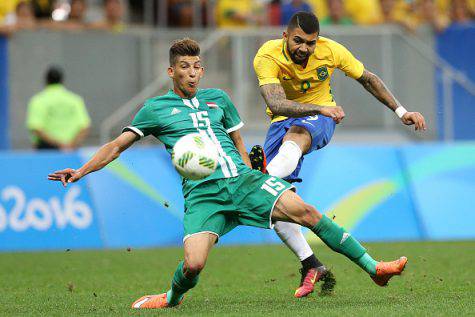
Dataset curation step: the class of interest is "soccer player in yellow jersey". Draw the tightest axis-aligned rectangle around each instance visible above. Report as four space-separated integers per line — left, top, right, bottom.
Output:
251 12 426 298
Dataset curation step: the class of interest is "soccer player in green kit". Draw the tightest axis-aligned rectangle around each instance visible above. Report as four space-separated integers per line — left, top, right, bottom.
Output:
48 38 407 309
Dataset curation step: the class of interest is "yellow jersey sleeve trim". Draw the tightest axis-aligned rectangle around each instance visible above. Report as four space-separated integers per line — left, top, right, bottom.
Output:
281 41 290 61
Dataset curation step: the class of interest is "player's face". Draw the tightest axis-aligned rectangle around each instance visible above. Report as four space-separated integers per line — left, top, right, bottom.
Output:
284 28 318 65
168 55 204 98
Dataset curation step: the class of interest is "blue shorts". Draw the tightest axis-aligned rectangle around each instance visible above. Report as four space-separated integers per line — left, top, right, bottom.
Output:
263 115 335 182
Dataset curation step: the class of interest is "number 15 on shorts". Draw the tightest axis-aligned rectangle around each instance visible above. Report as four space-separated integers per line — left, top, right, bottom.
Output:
261 177 286 196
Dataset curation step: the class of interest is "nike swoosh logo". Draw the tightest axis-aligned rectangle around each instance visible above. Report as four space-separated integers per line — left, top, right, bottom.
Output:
282 76 292 81
133 297 151 308
310 274 318 284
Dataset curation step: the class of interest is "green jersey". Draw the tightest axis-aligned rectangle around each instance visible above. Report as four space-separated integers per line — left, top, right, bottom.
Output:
123 88 251 196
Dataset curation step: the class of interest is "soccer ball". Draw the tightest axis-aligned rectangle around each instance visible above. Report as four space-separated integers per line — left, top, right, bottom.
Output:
172 133 219 180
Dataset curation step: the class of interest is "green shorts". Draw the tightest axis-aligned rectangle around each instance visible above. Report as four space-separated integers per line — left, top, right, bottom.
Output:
183 169 294 241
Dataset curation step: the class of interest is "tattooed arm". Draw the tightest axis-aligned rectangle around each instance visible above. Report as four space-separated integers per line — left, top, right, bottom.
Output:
356 70 401 111
259 83 345 123
357 70 427 130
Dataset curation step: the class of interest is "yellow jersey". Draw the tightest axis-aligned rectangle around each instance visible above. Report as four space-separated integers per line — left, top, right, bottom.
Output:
345 0 382 25
253 37 364 122
307 0 328 19
215 0 263 28
0 0 20 23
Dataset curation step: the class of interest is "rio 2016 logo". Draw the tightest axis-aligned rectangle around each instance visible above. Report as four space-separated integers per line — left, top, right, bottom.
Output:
0 186 93 232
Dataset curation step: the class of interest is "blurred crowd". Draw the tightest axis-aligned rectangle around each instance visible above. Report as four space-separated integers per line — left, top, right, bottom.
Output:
0 0 126 35
1 0 474 35
215 0 475 32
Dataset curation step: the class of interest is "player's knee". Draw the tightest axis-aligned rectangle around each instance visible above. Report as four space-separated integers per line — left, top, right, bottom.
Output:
299 204 321 228
184 258 206 277
267 141 302 178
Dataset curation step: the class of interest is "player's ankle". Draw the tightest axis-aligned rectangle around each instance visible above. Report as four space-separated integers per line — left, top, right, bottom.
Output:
301 254 322 271
166 290 183 306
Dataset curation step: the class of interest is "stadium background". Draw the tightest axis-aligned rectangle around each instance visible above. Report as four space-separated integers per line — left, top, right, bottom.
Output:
0 0 474 252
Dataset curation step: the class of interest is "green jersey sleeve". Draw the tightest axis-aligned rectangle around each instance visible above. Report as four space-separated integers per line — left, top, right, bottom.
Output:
122 104 159 138
219 90 243 133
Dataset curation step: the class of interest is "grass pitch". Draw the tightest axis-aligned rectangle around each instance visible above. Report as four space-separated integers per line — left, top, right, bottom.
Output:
0 241 473 316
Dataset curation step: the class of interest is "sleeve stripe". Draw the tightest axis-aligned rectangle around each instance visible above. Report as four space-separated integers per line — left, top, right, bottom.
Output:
122 126 144 138
226 121 244 133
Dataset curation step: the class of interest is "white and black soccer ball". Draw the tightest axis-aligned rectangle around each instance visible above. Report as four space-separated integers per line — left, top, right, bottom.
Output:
172 133 219 180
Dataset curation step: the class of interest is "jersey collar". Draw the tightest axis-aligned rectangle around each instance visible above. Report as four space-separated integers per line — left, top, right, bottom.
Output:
182 97 199 109
168 89 199 108
45 83 64 90
281 40 290 62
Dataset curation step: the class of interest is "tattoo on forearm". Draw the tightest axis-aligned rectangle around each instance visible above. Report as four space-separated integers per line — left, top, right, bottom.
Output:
259 84 324 117
357 70 401 111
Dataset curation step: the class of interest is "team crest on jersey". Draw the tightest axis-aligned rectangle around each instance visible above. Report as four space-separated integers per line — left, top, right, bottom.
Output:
316 66 329 81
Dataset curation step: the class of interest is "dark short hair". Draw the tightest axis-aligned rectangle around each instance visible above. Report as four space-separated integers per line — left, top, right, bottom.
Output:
45 66 64 85
169 38 200 66
287 11 320 34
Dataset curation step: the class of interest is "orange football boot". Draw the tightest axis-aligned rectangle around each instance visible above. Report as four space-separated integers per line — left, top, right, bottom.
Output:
131 293 183 309
371 256 408 287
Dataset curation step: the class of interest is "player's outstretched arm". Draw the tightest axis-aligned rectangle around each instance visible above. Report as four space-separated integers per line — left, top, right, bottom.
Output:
48 131 138 187
259 83 345 123
357 70 427 131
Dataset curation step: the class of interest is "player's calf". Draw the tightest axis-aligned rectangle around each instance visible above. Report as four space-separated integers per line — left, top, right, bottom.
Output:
132 232 217 308
273 190 407 285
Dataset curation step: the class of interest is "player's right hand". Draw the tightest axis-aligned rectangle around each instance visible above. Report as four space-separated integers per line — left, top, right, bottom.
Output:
401 111 427 131
319 106 345 124
47 168 82 187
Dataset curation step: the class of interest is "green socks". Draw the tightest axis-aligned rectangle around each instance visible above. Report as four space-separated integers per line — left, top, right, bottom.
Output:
356 253 378 276
166 261 199 306
311 215 377 275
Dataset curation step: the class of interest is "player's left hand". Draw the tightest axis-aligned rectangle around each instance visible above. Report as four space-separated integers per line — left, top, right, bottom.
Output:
48 168 82 187
319 106 345 124
401 112 427 131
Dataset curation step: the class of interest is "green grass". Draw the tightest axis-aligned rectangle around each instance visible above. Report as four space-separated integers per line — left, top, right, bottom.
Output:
0 241 473 316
